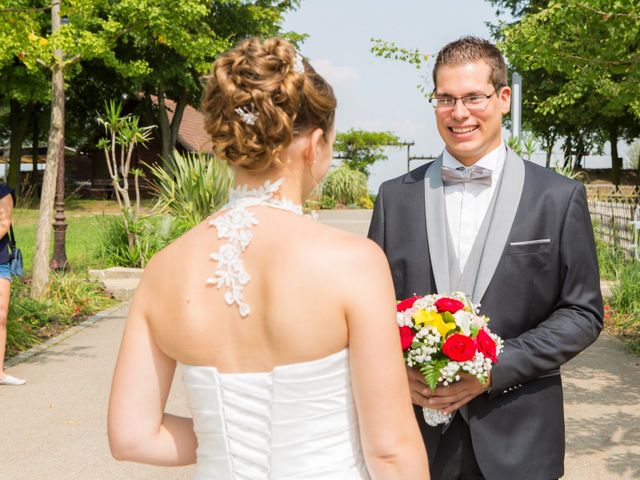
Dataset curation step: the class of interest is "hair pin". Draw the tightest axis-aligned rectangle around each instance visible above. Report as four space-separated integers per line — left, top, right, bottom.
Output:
234 105 259 125
294 52 305 74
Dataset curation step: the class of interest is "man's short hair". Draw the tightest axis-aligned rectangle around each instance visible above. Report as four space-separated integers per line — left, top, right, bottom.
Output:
433 36 508 92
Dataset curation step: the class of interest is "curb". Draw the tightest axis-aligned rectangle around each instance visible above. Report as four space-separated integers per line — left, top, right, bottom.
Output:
5 302 128 368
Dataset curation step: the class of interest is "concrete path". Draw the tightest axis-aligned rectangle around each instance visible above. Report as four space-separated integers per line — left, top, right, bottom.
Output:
1 209 639 479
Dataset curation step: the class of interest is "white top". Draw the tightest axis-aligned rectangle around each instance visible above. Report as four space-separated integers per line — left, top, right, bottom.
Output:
180 349 371 480
442 144 506 271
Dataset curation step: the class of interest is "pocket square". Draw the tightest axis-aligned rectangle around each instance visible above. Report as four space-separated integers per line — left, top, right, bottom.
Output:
509 239 551 246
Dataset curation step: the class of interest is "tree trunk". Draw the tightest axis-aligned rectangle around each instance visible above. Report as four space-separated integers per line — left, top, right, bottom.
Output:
609 125 621 187
31 2 64 299
8 100 30 192
157 90 188 165
543 132 555 168
575 137 585 169
562 134 573 169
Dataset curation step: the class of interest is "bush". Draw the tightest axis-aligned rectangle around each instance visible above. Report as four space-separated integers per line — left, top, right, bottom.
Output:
610 261 640 315
96 214 186 268
595 236 626 280
6 273 117 356
147 150 234 228
356 195 374 209
321 165 369 206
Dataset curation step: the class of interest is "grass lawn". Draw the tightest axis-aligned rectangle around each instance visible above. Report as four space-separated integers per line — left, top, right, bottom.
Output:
12 198 155 273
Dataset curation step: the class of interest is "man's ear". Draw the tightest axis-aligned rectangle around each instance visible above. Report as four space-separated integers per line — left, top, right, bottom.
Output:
304 128 325 166
499 85 512 114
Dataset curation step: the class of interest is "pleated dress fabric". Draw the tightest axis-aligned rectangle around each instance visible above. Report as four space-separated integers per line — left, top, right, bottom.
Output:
179 348 371 479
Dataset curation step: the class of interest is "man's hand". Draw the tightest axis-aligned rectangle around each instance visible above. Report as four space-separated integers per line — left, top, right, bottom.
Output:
407 366 431 408
407 367 491 413
425 373 491 415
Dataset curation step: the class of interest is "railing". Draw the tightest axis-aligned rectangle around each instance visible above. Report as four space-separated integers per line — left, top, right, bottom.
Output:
586 185 640 259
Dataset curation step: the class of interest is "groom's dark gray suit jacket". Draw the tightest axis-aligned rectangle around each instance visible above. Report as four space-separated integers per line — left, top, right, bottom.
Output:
368 148 603 480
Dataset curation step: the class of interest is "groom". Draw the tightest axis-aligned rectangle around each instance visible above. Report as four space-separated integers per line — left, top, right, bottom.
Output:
368 36 603 480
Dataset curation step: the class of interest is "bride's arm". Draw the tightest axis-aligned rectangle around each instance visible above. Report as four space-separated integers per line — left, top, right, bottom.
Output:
107 277 197 466
343 239 430 480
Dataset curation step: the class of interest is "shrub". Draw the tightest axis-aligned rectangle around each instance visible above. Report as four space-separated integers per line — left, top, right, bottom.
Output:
321 165 369 206
610 261 640 316
147 150 234 228
6 273 117 356
96 214 186 268
356 195 374 209
595 236 626 280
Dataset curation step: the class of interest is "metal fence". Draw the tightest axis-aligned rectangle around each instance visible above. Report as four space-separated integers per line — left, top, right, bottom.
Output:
586 185 640 259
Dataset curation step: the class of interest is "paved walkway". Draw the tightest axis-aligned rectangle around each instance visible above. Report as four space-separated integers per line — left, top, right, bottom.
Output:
1 209 639 479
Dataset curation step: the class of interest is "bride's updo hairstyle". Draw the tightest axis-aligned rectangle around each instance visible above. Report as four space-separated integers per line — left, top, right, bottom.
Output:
202 37 337 171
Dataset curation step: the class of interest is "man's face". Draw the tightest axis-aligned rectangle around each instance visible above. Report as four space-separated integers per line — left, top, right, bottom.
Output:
434 60 511 166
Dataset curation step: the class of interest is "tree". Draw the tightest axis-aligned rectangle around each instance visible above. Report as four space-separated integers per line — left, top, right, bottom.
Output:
114 0 302 164
334 129 401 176
497 0 640 184
2 0 155 297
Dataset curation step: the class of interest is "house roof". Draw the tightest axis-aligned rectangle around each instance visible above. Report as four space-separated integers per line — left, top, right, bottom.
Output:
155 97 214 154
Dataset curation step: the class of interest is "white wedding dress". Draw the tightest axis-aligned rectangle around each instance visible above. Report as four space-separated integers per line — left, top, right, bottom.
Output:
179 180 371 479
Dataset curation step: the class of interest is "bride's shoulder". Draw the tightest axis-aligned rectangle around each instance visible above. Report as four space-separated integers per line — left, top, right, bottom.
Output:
308 222 388 272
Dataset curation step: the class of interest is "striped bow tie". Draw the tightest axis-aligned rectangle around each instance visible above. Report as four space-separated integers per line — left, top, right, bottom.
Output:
441 165 492 186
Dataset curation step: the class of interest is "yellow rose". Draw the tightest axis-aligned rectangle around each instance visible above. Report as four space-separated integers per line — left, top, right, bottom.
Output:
413 309 456 338
28 32 38 42
39 38 48 46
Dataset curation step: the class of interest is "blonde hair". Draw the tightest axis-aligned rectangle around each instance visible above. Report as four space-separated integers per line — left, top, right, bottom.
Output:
201 37 337 171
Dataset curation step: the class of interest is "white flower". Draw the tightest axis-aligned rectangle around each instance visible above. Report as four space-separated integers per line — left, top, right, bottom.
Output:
453 310 473 336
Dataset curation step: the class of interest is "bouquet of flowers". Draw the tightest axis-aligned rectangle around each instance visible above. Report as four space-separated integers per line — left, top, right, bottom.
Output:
396 292 503 426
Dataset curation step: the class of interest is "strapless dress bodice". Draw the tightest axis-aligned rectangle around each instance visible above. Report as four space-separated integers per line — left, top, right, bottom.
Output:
179 348 371 479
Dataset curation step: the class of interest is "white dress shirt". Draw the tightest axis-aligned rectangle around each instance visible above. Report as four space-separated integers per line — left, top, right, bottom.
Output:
443 143 506 271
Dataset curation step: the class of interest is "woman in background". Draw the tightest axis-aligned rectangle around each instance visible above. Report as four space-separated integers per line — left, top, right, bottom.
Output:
0 183 24 386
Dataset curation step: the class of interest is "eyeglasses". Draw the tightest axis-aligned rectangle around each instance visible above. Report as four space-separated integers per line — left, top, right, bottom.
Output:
429 90 498 111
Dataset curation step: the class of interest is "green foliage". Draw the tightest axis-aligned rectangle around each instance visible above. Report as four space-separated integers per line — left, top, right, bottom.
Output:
96 214 185 268
499 1 640 119
319 195 336 210
147 150 234 228
507 133 538 160
419 358 448 390
370 38 431 97
370 38 428 66
595 235 626 281
321 165 369 207
356 195 373 209
553 163 587 182
334 129 401 176
610 261 640 316
6 272 117 356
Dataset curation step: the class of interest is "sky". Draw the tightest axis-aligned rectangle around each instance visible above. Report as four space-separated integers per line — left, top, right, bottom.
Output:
282 0 624 192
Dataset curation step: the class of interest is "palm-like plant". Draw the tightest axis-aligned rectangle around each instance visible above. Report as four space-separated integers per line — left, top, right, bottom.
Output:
147 150 234 228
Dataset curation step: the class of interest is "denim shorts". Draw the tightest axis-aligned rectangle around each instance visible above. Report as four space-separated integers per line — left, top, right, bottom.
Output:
0 262 11 282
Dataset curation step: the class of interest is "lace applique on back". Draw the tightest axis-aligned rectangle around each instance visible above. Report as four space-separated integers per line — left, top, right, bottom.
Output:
207 179 303 317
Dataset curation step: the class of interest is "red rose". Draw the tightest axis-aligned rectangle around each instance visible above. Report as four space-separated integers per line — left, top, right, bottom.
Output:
475 329 497 363
399 326 415 350
442 333 476 362
397 295 420 312
434 297 465 314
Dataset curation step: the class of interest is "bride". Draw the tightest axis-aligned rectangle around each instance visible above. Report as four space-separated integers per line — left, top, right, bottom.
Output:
108 37 429 479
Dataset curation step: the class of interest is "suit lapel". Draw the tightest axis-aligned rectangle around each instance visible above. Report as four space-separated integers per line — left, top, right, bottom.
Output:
423 156 450 294
472 148 525 303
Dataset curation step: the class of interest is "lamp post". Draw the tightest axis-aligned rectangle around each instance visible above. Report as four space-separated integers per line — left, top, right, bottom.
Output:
50 11 69 271
511 72 522 140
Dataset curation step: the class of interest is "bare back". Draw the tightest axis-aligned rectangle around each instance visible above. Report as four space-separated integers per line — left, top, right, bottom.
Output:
136 206 365 372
